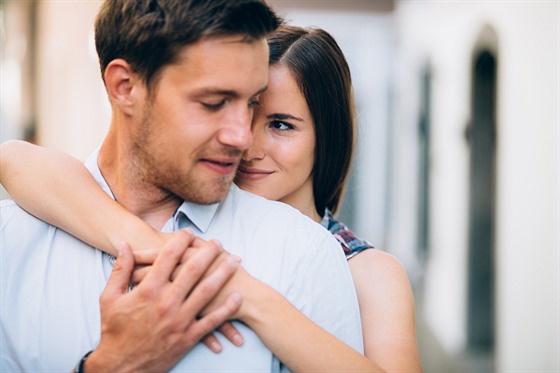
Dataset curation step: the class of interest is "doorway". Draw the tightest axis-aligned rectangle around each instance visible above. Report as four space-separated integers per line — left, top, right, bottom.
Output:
467 50 497 354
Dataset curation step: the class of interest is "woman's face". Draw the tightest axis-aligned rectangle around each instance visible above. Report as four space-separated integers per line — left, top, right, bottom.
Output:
235 65 317 214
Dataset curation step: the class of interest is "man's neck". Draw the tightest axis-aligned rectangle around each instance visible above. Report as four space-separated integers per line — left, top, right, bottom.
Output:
98 137 181 231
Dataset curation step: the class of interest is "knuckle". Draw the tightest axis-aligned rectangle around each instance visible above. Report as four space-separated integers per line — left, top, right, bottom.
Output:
99 291 110 306
175 229 193 242
184 258 204 277
205 241 222 257
164 235 189 260
137 282 157 300
155 296 175 317
209 239 223 251
179 330 203 351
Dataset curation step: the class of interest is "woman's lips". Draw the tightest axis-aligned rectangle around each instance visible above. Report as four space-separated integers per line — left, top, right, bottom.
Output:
236 166 273 181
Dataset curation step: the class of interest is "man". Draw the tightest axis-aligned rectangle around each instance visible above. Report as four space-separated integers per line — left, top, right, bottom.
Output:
0 0 363 371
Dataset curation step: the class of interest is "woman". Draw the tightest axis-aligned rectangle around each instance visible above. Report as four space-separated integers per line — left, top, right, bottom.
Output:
0 26 421 371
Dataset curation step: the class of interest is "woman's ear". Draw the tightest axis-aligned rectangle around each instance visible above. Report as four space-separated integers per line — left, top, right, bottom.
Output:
104 59 145 116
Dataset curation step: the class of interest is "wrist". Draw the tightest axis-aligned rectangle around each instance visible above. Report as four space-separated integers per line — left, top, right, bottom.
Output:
237 279 284 327
110 217 166 254
83 348 132 373
81 350 105 373
74 350 93 373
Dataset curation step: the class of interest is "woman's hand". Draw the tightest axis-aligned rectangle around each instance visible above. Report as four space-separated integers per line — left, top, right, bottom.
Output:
201 323 244 353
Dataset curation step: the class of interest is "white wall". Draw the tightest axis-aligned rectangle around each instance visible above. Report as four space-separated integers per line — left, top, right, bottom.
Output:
492 3 559 370
393 1 559 370
35 0 109 161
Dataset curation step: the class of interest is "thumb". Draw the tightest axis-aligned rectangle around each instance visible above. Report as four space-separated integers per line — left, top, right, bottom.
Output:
102 242 134 301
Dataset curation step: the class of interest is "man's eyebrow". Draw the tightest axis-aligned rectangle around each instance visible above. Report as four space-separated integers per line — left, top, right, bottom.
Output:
192 85 268 98
267 113 304 122
192 89 239 98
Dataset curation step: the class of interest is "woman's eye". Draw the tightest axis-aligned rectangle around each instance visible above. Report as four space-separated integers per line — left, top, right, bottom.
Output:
202 101 225 111
270 120 293 131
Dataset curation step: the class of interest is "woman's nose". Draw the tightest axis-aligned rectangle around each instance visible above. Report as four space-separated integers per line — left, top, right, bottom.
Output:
242 127 266 161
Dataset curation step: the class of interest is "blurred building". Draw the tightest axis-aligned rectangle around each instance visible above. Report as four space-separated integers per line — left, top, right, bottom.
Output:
1 0 558 371
390 2 559 371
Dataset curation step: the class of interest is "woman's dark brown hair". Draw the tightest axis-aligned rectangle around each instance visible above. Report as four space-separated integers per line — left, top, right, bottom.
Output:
268 26 355 215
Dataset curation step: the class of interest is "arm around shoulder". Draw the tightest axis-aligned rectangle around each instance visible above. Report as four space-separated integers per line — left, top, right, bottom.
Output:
227 267 385 372
0 140 164 256
349 249 423 372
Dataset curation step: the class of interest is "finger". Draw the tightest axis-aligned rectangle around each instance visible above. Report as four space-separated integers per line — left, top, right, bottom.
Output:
179 254 240 317
180 293 242 347
133 249 159 265
100 242 134 302
131 265 151 284
145 229 195 284
176 235 218 264
169 241 224 299
202 333 223 353
169 253 236 282
177 239 232 282
192 237 224 251
169 262 184 282
218 322 244 347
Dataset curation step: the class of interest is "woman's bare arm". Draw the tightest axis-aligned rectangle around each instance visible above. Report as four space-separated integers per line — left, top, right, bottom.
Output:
0 140 165 255
241 278 385 372
349 249 423 372
205 246 421 372
199 254 386 373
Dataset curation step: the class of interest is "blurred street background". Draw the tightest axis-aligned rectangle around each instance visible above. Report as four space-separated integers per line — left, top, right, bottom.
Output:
1 1 558 371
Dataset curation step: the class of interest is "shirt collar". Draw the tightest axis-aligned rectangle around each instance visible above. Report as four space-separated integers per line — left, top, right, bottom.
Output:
174 201 219 233
84 147 115 200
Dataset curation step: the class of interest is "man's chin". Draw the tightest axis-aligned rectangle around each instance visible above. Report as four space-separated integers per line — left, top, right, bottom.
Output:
180 187 230 205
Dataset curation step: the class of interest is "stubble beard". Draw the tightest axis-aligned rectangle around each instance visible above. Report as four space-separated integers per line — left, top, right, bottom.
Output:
131 106 239 205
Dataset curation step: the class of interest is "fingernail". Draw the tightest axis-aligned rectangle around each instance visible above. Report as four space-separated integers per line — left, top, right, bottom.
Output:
211 341 222 353
226 255 240 267
232 334 244 346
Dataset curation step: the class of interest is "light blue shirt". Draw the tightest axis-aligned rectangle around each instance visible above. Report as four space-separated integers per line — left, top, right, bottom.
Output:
1 150 363 372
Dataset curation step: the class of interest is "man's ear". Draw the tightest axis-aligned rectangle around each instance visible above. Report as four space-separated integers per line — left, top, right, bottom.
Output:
104 59 145 116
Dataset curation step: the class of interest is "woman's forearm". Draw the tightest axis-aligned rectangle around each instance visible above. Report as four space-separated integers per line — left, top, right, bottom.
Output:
0 140 164 256
236 275 384 372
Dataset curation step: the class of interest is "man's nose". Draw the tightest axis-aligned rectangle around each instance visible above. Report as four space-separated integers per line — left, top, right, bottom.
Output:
218 105 253 150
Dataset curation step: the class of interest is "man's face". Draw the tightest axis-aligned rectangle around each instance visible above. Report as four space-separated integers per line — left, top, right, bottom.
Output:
131 35 269 204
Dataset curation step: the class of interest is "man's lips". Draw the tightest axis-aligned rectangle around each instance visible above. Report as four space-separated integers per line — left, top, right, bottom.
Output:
200 158 239 176
236 165 273 181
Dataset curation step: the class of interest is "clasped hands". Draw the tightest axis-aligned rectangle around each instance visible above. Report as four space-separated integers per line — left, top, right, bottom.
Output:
85 229 249 373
